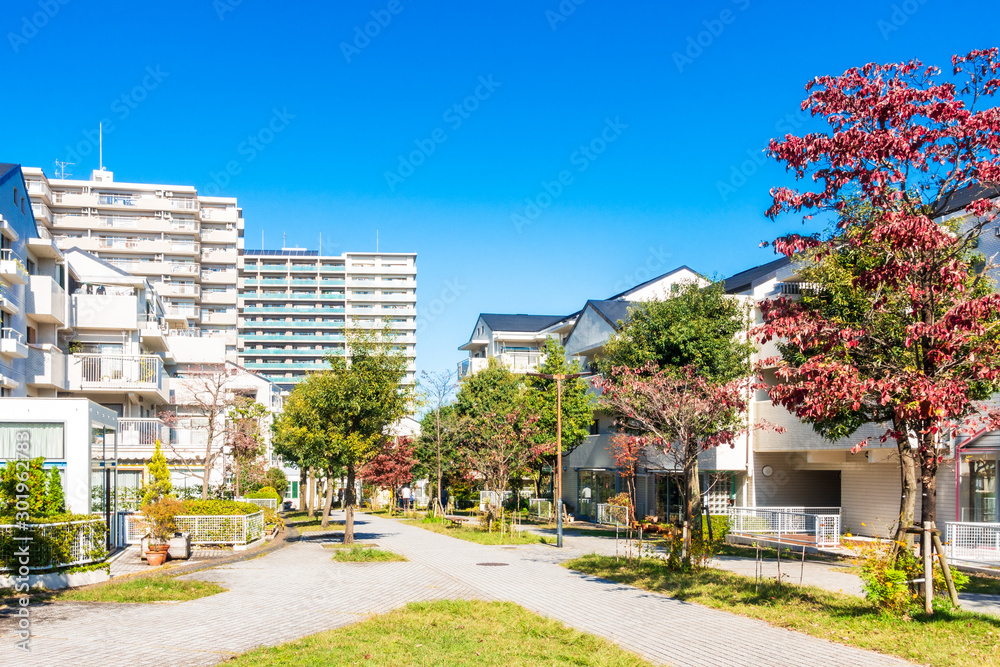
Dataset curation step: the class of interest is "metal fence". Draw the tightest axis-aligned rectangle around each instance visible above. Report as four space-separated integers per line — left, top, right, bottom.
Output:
728 507 841 548
236 497 278 510
946 521 1000 564
529 498 553 520
596 503 630 528
478 490 512 512
0 518 107 572
122 511 265 546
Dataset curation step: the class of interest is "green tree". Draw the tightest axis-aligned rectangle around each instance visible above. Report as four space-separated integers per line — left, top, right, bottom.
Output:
264 467 288 497
274 327 410 541
598 280 754 527
0 458 48 516
599 281 753 384
418 369 458 511
142 440 173 506
454 359 523 418
45 467 65 515
414 405 462 505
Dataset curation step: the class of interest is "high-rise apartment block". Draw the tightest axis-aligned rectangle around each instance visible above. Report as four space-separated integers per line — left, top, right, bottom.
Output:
239 249 416 391
23 167 242 362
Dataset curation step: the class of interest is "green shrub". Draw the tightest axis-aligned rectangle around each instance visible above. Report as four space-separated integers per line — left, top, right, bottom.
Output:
45 467 66 514
0 458 49 516
179 499 261 516
264 468 288 496
701 514 729 544
246 486 282 503
141 441 172 505
856 540 912 614
0 514 107 570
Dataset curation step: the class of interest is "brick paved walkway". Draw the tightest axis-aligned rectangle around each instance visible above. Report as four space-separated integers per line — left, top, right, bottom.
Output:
0 512 911 666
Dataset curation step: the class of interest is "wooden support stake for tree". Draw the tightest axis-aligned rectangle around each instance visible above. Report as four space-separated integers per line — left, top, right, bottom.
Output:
800 545 806 586
923 521 933 615
931 523 959 607
776 541 782 588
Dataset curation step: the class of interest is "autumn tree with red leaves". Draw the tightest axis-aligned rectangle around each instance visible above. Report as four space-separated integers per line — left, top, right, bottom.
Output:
608 433 646 520
359 437 418 514
758 50 1000 564
598 364 755 557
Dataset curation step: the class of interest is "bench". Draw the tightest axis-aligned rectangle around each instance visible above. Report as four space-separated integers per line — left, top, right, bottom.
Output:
443 514 473 528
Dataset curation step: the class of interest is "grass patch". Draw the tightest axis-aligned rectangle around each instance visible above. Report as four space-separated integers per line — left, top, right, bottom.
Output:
50 575 225 603
411 516 548 546
284 511 344 533
332 546 407 562
224 599 651 666
566 554 1000 667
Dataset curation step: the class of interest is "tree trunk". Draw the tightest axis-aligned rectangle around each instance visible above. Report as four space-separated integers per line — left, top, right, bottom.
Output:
299 466 307 510
306 467 315 518
344 463 356 544
436 407 443 509
892 429 918 552
321 469 335 528
684 439 702 551
202 450 212 500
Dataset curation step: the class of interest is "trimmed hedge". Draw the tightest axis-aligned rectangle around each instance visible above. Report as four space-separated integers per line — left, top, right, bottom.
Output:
177 500 261 516
0 515 107 571
246 486 282 503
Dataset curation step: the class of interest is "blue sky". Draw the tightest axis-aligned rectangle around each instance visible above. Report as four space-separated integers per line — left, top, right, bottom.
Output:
3 0 1000 376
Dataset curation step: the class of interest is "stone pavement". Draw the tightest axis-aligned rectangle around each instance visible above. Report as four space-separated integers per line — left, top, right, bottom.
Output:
0 512 912 666
108 544 241 578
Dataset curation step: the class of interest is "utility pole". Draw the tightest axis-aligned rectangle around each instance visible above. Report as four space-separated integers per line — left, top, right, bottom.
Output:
526 370 592 548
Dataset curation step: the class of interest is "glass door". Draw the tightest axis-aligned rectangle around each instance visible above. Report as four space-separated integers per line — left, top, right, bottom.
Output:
964 454 998 522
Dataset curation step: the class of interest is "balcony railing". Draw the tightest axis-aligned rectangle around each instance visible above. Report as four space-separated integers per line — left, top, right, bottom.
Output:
72 354 163 391
118 418 168 448
0 249 28 285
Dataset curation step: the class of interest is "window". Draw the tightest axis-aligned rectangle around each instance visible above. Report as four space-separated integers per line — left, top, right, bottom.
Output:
26 326 36 344
26 258 36 275
0 423 65 458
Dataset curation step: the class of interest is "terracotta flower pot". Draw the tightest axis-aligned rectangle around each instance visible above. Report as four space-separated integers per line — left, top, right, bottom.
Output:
145 551 167 566
149 543 170 553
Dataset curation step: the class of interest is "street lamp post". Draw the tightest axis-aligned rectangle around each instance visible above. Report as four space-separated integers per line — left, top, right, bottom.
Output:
527 370 592 548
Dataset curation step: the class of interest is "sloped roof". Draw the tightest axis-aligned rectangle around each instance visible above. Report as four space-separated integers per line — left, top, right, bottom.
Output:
934 183 1000 218
723 256 791 294
0 164 18 180
606 265 704 300
479 313 568 332
587 299 633 328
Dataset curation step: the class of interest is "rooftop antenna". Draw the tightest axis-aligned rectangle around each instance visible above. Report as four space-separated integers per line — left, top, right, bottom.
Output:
54 160 74 179
282 231 287 247
99 122 104 171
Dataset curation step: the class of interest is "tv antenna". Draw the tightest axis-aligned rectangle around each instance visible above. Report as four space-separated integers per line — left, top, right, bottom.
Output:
54 160 74 179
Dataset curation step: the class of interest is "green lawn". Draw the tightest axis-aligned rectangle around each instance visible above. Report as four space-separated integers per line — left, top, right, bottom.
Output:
566 554 1000 667
410 516 549 546
331 546 407 562
284 511 344 533
224 599 652 666
50 575 225 603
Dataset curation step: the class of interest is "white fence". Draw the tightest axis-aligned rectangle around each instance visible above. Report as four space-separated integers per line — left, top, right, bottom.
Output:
478 490 512 512
0 518 107 571
728 507 841 548
122 511 264 546
236 497 278 510
529 498 553 520
596 503 630 528
946 521 1000 564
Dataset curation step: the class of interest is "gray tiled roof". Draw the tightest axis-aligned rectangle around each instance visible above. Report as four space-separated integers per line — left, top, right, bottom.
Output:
480 313 568 332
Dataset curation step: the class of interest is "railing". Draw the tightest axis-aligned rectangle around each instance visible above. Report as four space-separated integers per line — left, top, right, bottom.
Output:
0 518 107 572
98 194 139 206
946 522 1000 564
122 511 264 546
74 353 163 390
1 327 23 343
596 503 630 528
529 498 552 520
170 263 200 274
778 281 822 296
118 418 167 447
169 198 198 210
236 497 278 510
728 507 841 548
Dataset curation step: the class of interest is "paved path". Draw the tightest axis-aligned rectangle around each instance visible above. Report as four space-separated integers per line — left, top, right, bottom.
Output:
0 512 911 666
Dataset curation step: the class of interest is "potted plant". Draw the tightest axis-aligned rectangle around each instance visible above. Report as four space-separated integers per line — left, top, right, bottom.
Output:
141 497 181 566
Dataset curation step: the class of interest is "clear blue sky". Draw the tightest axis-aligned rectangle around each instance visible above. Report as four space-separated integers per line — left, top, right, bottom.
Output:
3 0 999 376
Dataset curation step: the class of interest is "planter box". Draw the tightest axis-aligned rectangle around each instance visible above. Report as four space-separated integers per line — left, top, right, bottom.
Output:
0 568 109 591
168 533 191 560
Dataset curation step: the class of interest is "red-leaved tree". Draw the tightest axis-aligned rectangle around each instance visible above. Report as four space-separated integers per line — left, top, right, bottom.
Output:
359 437 418 514
758 49 1000 554
608 433 646 520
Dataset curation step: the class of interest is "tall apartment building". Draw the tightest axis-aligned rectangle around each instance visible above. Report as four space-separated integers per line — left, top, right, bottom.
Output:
22 167 242 362
239 248 417 391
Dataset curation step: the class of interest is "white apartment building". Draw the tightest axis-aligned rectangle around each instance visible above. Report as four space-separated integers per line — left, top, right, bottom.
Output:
239 249 417 391
22 167 242 363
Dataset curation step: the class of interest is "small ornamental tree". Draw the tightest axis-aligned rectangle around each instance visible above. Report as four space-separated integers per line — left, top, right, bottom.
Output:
457 410 542 532
46 467 65 515
360 437 418 514
142 440 173 506
0 458 48 516
607 433 646 517
598 364 758 559
758 50 1000 574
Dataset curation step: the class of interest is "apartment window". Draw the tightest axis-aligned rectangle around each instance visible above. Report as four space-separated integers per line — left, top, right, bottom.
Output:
26 326 36 344
12 187 17 204
26 259 36 275
0 422 65 459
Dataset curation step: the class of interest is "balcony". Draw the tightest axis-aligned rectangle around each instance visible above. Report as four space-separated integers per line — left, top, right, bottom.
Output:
157 283 200 297
117 417 169 455
71 293 139 329
243 305 345 314
68 353 167 401
25 345 66 389
167 263 200 276
201 268 237 284
201 248 238 264
26 275 67 325
0 328 29 359
0 249 28 285
457 357 489 379
201 310 237 326
199 207 238 223
139 316 169 351
199 227 238 243
200 289 237 305
31 202 52 224
26 179 52 202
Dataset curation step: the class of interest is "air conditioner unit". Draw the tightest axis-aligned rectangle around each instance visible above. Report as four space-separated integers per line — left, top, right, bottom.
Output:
165 191 174 197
